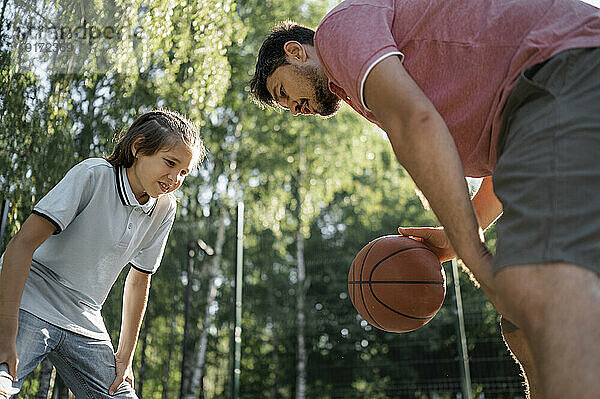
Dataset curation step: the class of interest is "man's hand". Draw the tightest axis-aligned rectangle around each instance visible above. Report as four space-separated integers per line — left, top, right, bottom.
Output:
398 226 456 263
109 353 134 396
398 227 504 313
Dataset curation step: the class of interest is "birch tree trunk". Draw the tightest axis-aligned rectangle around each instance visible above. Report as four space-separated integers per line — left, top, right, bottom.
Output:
295 228 307 399
186 121 242 398
295 131 307 399
185 205 227 399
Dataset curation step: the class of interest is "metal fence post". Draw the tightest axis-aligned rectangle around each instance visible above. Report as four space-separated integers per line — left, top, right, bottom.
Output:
451 259 473 399
231 201 244 399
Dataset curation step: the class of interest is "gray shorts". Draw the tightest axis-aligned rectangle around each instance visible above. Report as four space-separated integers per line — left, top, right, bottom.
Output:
492 47 600 275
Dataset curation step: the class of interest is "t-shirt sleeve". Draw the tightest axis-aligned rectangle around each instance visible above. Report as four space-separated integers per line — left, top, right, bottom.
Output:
130 201 176 274
315 3 404 111
33 161 96 234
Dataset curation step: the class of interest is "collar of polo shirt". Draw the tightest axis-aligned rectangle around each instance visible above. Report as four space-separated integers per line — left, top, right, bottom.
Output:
115 167 158 216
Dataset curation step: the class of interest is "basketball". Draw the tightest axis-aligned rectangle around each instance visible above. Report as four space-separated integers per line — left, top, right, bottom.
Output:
348 235 446 333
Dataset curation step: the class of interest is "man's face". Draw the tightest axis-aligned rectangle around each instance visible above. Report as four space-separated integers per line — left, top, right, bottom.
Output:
266 63 341 117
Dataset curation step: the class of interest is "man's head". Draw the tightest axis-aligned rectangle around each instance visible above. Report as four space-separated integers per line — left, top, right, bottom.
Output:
250 21 341 117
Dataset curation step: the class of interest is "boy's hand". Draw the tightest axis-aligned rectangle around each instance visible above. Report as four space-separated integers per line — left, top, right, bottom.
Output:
0 361 20 398
398 226 456 263
0 319 19 380
109 353 134 395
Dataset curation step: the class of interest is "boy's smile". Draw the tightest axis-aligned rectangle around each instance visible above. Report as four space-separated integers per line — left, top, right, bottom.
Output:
127 142 194 203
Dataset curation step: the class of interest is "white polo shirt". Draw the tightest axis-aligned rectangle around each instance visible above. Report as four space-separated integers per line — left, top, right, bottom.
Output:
16 158 176 340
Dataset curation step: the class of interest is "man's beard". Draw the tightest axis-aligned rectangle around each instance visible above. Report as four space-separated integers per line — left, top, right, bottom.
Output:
295 64 341 117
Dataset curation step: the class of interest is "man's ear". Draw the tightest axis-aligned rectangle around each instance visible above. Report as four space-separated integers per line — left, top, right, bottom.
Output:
283 41 307 62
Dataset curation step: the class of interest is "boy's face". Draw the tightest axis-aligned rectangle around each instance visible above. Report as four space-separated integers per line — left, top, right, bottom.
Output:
127 141 194 202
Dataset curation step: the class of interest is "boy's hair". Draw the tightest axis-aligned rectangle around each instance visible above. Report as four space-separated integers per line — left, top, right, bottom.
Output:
249 21 315 109
107 109 206 168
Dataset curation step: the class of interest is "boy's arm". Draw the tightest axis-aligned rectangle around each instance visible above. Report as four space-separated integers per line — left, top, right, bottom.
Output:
0 214 55 379
109 267 151 395
363 55 498 305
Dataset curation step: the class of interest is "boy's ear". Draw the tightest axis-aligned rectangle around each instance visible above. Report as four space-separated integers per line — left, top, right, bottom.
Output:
130 138 144 158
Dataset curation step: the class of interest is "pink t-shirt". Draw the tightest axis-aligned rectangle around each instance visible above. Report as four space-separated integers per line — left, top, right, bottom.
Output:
314 0 600 177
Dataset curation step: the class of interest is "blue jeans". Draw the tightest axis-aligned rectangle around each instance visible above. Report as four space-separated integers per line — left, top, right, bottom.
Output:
0 310 138 398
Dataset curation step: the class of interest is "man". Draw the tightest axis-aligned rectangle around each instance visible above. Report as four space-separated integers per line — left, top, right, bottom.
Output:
249 1 600 398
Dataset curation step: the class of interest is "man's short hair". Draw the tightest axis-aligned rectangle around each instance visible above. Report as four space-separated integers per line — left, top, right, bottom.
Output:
249 21 315 109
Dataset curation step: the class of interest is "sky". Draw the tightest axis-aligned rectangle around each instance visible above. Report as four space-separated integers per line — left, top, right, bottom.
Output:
583 0 600 7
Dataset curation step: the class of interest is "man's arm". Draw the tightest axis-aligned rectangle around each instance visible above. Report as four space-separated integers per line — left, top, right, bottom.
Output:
399 176 503 262
109 267 151 395
363 55 497 302
0 214 55 379
398 176 502 268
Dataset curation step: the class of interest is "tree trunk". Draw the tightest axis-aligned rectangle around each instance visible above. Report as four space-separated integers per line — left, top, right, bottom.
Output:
161 304 177 399
186 206 227 399
34 359 54 399
295 227 307 399
295 131 307 399
137 300 151 395
0 0 8 41
215 347 228 398
268 316 279 399
180 240 197 398
191 284 217 399
188 121 242 399
181 330 196 397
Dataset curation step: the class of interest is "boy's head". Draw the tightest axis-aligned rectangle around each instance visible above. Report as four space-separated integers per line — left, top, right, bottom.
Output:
107 109 206 169
107 110 206 199
250 21 341 117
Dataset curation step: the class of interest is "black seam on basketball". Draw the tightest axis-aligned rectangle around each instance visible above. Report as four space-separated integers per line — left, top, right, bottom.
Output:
349 260 355 305
366 279 434 320
359 238 386 329
368 246 442 286
352 258 357 306
372 246 436 271
368 245 440 321
368 284 433 320
352 261 358 306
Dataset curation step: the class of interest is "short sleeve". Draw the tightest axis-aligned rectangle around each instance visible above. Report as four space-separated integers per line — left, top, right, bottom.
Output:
315 3 404 112
130 201 176 274
33 161 96 234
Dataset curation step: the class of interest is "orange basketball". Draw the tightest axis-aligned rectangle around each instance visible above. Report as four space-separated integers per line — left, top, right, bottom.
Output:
348 235 446 333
